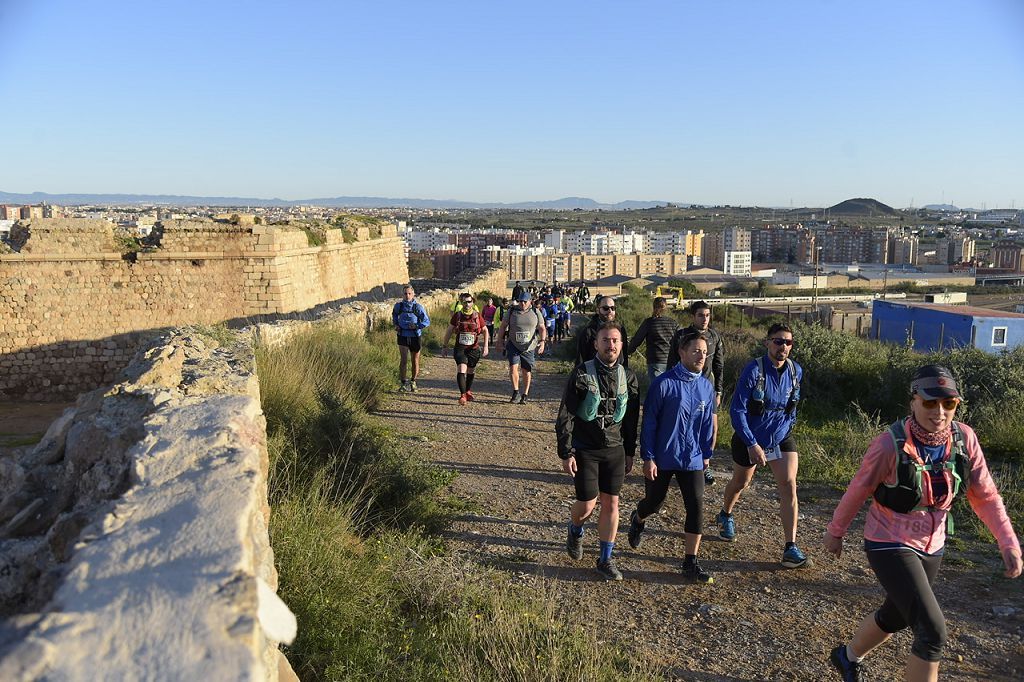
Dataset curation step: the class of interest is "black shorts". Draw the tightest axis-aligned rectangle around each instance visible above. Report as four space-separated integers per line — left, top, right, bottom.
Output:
397 335 422 353
453 346 482 368
730 432 798 467
572 446 626 500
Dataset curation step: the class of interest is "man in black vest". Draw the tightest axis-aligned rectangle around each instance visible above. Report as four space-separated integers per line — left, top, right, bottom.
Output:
575 296 629 368
556 322 639 581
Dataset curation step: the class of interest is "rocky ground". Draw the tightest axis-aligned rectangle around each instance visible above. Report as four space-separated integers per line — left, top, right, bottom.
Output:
375 346 1024 681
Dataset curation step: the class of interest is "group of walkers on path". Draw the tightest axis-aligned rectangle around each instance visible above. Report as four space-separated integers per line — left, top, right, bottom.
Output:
394 283 1022 681
558 298 810 583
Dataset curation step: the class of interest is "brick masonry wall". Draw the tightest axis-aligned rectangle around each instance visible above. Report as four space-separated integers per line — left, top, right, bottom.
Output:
0 219 408 400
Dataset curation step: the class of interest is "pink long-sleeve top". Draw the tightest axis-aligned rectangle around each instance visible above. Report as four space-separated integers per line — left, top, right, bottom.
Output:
827 420 1021 557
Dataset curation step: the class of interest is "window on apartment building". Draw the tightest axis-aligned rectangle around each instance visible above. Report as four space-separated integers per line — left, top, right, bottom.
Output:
992 327 1008 346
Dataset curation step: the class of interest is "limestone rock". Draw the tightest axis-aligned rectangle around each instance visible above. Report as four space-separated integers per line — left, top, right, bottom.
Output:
0 537 47 615
21 407 77 469
0 460 25 502
46 511 93 563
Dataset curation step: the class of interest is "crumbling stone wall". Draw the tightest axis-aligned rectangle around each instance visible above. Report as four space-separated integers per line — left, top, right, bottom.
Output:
0 270 503 680
0 218 407 400
254 264 509 347
0 331 296 681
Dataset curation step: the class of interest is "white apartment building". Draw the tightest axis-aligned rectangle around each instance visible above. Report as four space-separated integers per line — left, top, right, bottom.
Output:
563 231 610 255
646 231 689 254
723 250 752 276
607 230 645 254
544 229 565 250
406 228 453 251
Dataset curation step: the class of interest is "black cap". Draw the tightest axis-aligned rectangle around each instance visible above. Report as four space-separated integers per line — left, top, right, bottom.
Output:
910 364 960 399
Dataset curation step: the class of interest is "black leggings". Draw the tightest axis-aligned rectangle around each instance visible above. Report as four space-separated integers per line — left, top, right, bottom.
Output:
636 469 704 534
867 549 945 663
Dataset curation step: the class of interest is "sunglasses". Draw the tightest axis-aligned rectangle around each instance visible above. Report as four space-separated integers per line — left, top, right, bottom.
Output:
769 338 793 346
920 397 960 410
600 306 616 311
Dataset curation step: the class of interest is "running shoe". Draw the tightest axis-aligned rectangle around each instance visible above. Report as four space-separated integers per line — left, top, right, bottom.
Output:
465 390 474 402
716 511 736 542
627 510 645 549
409 380 418 392
680 560 713 584
457 393 469 406
595 558 623 581
781 544 812 568
829 645 863 681
703 469 715 486
509 391 520 403
566 525 583 560
398 381 410 393
518 394 528 404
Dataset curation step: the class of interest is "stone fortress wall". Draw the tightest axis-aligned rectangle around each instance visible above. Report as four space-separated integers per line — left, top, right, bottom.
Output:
0 266 508 680
0 218 408 401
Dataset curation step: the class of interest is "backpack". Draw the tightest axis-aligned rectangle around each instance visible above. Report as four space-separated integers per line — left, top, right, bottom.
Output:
575 360 628 427
874 418 971 534
747 355 799 417
397 301 419 330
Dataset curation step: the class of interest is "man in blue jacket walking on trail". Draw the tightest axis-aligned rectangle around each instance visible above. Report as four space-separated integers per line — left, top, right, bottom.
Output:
720 323 811 568
392 284 430 392
626 330 716 583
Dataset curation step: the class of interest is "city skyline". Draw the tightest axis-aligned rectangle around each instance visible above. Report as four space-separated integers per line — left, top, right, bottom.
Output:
1 1 1022 208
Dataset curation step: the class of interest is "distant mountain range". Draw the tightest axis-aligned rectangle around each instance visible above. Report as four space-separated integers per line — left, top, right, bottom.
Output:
922 204 960 211
0 191 673 210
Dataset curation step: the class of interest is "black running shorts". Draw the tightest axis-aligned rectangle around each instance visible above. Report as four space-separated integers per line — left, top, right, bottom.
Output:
453 346 482 368
397 335 422 353
730 432 798 467
572 446 626 500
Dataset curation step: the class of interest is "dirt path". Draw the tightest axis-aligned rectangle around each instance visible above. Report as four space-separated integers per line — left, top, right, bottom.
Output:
375 349 1024 681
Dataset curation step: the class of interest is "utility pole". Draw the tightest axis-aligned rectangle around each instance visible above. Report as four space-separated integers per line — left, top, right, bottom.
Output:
811 246 822 322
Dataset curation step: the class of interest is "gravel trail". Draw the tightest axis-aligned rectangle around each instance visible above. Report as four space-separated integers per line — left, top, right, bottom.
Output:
375 349 1024 681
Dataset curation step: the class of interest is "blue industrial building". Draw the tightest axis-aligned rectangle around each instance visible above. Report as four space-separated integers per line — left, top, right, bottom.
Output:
871 300 1024 352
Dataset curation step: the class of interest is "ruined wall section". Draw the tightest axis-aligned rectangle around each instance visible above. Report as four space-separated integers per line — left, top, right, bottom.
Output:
0 219 408 400
0 331 296 681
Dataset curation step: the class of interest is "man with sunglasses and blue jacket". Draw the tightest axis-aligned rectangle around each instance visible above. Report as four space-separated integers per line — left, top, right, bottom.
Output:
720 323 811 568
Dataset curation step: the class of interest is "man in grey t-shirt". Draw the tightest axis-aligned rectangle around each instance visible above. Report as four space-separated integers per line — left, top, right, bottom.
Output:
495 292 547 404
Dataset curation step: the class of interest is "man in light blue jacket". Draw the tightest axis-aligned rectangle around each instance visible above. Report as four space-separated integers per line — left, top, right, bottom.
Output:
392 284 430 392
626 330 716 583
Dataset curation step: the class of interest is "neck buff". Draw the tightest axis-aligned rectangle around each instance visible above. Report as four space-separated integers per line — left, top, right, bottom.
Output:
908 415 951 447
679 366 702 381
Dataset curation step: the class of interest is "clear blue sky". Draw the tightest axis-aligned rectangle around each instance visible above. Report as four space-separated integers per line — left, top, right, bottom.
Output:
1 0 1022 208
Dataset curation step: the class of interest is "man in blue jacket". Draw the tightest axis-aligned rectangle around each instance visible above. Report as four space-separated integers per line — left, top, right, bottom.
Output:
626 330 716 583
721 323 810 568
392 285 430 392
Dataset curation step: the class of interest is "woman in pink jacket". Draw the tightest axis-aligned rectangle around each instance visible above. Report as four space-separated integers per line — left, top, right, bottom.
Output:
823 365 1021 682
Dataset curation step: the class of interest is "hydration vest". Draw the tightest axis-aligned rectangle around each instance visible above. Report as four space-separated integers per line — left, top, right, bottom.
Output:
575 360 628 427
747 356 800 417
453 311 483 348
873 418 971 534
397 301 419 330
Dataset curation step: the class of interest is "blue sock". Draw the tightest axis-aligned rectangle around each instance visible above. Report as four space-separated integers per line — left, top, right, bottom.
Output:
600 540 614 562
569 522 584 538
